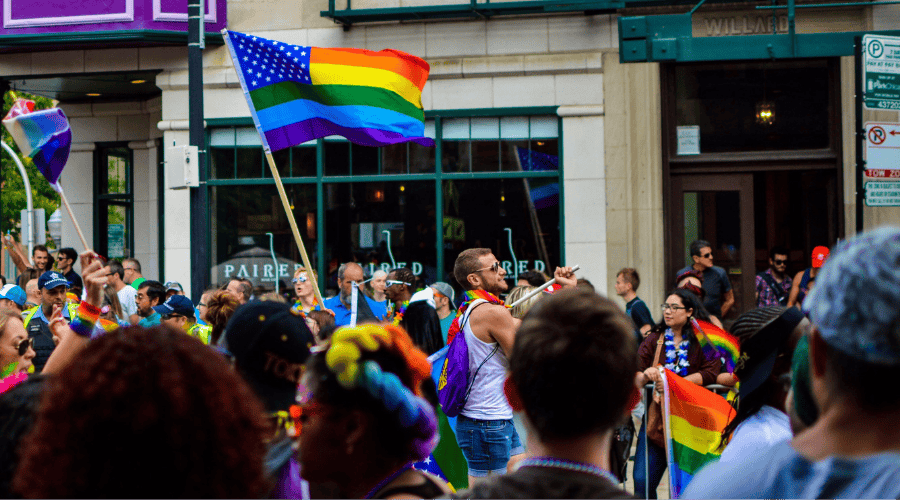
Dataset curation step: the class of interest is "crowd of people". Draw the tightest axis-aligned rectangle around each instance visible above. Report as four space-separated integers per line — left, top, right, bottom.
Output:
0 227 898 498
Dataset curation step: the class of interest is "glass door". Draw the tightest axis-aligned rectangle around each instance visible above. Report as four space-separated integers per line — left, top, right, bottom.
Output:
670 174 755 323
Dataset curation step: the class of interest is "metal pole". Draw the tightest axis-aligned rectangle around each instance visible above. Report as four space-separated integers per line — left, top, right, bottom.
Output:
189 0 209 298
267 232 279 295
855 36 865 234
1 141 33 257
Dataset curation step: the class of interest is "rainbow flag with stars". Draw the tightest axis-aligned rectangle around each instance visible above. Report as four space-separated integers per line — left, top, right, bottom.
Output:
661 368 735 498
222 30 434 152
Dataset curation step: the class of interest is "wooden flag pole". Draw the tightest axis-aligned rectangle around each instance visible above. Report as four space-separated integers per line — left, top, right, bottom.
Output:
507 264 580 308
56 182 89 251
264 152 327 308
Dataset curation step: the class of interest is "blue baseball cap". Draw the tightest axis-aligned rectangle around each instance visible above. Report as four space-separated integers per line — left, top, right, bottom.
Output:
38 271 68 290
0 284 27 307
153 294 195 317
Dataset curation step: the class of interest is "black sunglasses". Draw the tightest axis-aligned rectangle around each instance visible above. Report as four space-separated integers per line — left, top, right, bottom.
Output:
773 259 788 265
17 337 33 356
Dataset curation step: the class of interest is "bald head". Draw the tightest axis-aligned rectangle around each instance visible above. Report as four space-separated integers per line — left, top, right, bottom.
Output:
337 263 365 305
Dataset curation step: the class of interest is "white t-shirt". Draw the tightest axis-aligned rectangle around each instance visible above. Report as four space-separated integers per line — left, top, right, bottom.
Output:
719 404 792 464
117 284 138 319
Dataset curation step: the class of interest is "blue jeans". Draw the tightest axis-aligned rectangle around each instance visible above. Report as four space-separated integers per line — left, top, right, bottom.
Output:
455 415 524 477
633 423 667 499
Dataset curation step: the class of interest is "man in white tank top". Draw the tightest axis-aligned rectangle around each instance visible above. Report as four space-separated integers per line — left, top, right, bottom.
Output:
451 248 575 485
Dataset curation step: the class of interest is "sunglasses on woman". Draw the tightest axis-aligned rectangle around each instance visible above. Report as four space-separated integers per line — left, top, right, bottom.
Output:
17 337 33 356
292 275 309 284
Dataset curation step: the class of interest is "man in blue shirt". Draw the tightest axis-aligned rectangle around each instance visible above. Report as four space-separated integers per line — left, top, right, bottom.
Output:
136 280 167 327
615 268 653 345
684 229 900 499
676 240 733 320
322 262 387 327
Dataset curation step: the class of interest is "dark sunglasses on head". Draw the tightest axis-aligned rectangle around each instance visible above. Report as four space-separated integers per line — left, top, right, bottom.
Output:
17 337 33 356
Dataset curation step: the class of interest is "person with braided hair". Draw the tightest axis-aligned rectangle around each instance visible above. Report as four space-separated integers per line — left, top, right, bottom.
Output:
296 324 451 498
717 307 806 463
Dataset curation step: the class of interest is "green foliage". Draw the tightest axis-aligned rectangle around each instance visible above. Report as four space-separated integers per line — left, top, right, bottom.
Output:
0 91 62 246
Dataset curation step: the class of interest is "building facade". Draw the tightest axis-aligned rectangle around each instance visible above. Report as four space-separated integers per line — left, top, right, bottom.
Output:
2 0 897 320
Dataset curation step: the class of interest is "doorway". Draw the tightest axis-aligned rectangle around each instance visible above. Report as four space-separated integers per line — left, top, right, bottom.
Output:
670 174 755 322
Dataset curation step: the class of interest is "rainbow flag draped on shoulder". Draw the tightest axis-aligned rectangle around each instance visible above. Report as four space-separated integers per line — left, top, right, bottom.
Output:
222 30 434 151
661 368 735 498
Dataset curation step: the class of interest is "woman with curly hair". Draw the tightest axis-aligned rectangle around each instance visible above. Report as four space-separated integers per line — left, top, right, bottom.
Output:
297 324 451 498
206 289 240 345
14 325 270 498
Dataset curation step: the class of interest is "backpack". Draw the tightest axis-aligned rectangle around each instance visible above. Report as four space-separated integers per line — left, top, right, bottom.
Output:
436 300 500 417
757 272 789 306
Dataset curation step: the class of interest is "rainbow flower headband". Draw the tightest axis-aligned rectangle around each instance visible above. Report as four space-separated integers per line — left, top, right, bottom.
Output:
325 324 438 461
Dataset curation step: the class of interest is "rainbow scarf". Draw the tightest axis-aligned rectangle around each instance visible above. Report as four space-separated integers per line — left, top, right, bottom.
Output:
661 368 735 498
445 290 508 345
224 30 434 151
691 318 740 373
390 301 409 326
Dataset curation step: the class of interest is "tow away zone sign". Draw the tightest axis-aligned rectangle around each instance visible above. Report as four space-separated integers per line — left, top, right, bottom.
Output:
865 181 900 206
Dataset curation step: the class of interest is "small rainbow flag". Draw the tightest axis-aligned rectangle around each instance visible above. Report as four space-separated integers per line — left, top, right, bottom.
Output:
692 318 740 373
661 368 735 498
2 98 72 193
223 30 434 151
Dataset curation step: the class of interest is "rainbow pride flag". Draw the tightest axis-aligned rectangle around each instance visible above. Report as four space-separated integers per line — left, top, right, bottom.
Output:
2 99 71 193
661 368 735 498
223 30 434 151
692 318 740 373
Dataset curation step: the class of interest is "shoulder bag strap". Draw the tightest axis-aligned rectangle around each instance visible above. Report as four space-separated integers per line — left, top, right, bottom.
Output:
459 300 501 404
759 272 786 301
652 334 665 367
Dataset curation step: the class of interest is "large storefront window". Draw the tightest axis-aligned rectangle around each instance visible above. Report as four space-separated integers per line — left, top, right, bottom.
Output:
207 110 563 297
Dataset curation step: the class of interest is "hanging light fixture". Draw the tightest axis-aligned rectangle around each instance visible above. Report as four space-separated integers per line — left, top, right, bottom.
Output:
756 67 775 126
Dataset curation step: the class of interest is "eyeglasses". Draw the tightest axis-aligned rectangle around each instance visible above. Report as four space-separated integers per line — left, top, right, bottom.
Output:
661 303 687 311
473 262 501 274
292 275 309 283
702 253 713 259
17 337 33 356
386 280 411 288
773 259 787 265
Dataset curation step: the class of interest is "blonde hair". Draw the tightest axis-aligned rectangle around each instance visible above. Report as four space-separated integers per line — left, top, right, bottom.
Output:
293 267 318 280
507 286 544 319
0 307 22 341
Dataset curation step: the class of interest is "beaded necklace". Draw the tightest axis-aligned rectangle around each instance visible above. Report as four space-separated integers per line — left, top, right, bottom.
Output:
664 328 691 376
390 300 409 326
446 290 510 344
363 463 413 499
519 457 618 484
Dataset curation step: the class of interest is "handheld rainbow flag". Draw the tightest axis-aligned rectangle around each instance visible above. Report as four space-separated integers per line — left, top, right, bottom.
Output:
2 98 72 193
691 318 740 373
660 368 735 498
222 30 434 151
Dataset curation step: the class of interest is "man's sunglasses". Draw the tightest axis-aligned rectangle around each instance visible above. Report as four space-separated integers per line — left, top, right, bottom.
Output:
292 275 309 283
773 259 788 265
702 253 713 259
474 262 501 273
17 337 33 356
386 280 411 288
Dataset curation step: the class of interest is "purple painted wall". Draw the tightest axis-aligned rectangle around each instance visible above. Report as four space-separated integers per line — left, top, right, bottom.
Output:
1 0 226 35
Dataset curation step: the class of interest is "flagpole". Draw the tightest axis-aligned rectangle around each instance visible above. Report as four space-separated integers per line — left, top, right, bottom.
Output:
56 182 89 250
507 264 580 308
264 152 326 309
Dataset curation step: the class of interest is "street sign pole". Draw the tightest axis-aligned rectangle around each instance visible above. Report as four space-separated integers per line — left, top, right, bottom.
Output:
856 36 865 233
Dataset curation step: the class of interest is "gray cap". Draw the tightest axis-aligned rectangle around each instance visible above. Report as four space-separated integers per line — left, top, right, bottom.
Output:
805 227 900 365
430 282 455 306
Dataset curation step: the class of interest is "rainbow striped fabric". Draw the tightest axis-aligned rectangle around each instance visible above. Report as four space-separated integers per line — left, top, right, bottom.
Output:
692 318 741 372
661 368 735 498
2 99 71 193
223 30 434 151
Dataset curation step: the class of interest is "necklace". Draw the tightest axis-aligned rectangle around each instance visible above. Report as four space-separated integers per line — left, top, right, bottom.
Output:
390 300 409 326
519 457 618 484
363 463 413 499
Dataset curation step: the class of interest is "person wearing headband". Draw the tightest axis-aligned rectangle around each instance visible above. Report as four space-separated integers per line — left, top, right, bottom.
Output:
296 324 450 498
